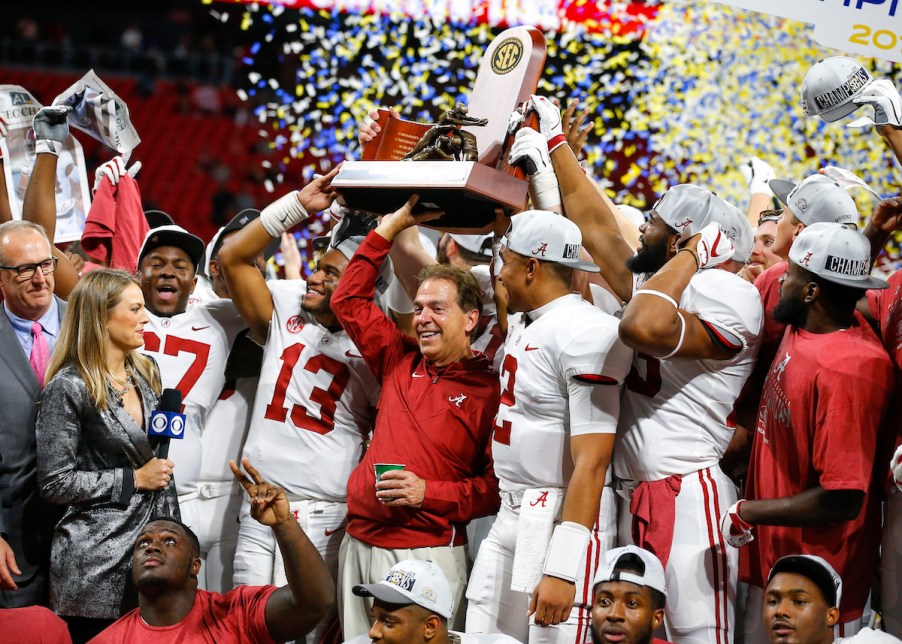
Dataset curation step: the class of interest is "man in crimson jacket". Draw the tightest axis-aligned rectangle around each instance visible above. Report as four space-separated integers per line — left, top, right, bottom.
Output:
331 195 501 639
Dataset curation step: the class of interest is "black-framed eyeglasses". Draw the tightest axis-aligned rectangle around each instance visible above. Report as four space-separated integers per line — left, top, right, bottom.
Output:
0 257 58 280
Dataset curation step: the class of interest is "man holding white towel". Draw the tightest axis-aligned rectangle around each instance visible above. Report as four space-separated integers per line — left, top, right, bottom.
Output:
466 210 633 643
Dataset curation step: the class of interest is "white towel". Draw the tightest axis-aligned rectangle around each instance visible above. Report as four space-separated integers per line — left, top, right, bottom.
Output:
510 488 561 594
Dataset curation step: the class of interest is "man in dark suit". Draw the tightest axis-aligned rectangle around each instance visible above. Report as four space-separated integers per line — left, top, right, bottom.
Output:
0 220 67 607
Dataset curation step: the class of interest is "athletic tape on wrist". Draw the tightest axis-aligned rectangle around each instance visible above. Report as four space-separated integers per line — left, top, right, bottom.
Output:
634 289 679 309
529 170 562 211
34 139 60 157
547 134 567 153
542 521 590 582
260 190 309 237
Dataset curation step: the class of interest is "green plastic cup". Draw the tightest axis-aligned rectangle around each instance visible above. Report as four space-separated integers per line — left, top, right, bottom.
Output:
374 463 405 482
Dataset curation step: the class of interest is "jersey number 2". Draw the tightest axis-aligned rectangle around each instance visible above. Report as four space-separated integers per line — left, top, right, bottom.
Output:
264 343 351 435
492 354 518 445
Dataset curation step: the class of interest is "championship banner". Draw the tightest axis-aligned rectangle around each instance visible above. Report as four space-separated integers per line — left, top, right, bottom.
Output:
712 0 902 63
0 86 91 244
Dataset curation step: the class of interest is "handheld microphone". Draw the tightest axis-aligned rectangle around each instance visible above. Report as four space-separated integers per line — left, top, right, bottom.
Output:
148 388 186 459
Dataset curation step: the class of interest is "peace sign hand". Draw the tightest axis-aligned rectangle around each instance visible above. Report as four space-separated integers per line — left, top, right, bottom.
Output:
230 458 292 528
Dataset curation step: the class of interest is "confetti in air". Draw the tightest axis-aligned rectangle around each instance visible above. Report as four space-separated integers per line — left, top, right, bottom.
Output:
212 0 902 272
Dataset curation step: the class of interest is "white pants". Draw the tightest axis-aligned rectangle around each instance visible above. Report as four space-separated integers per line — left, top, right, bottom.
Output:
881 489 902 638
234 498 346 644
466 487 617 644
617 467 738 644
467 514 498 565
178 484 242 593
338 534 469 640
743 585 869 644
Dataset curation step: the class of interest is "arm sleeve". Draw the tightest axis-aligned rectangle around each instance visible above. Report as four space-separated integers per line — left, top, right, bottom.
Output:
866 287 884 326
557 314 632 437
568 378 621 437
420 428 501 522
560 317 633 382
36 376 132 507
687 271 763 352
330 231 411 381
420 383 502 522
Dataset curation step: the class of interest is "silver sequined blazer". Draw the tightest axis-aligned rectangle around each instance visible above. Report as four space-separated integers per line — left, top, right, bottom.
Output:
35 363 179 619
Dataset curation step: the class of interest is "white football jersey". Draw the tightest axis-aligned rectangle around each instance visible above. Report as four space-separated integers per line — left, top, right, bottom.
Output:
588 283 622 316
198 376 257 483
241 280 380 502
614 269 763 481
492 294 633 492
187 275 217 309
469 265 504 372
141 301 247 494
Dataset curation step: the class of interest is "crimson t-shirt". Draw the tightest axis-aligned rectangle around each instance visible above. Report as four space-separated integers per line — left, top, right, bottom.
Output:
867 270 902 492
741 320 894 622
0 606 72 643
753 261 788 369
89 585 277 644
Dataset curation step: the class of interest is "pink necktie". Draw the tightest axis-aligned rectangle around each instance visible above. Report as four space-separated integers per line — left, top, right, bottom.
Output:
30 322 50 387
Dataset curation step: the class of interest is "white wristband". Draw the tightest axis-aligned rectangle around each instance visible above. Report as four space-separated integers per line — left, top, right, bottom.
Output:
260 191 309 237
35 139 61 157
542 521 590 582
528 169 562 211
634 289 679 309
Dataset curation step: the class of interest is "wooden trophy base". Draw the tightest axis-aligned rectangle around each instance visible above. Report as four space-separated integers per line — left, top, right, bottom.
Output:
332 25 546 233
331 161 527 233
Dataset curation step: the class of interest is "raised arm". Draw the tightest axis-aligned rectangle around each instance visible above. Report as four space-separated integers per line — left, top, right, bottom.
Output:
740 157 776 229
231 458 334 642
851 79 902 167
219 219 279 342
619 225 742 360
332 195 440 378
388 225 437 302
531 96 636 301
220 167 340 341
0 118 11 224
880 124 902 166
24 107 80 297
862 196 902 267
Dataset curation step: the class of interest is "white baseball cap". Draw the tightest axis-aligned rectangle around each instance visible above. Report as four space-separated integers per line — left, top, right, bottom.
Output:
768 554 843 608
770 175 858 227
652 184 754 263
593 545 667 595
449 233 493 258
502 209 599 272
801 57 872 122
616 204 647 228
353 559 454 618
788 222 887 290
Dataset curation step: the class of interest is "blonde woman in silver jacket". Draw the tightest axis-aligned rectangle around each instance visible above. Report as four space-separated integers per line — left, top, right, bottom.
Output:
36 268 179 643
